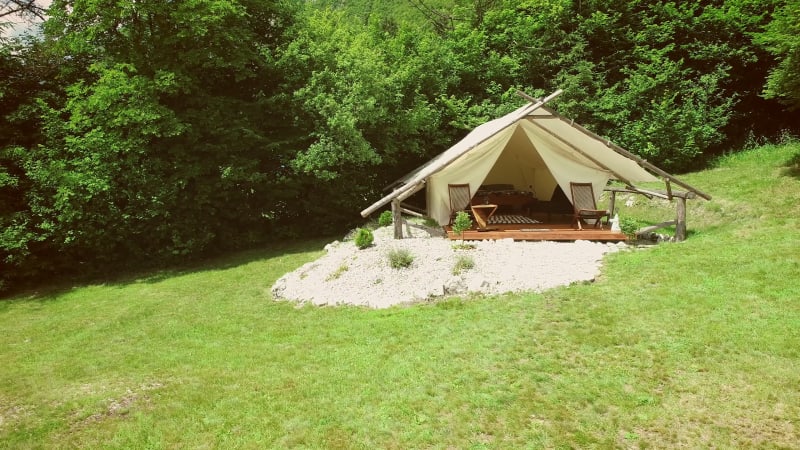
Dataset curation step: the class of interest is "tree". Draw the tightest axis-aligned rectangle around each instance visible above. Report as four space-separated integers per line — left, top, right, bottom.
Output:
276 9 461 199
759 0 800 109
1 0 300 289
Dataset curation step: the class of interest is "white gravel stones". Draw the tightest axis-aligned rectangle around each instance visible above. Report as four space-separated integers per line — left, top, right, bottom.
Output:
271 226 625 308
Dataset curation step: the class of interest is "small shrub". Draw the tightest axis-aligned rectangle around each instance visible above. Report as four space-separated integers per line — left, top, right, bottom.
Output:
354 228 374 249
452 255 475 275
452 211 473 242
378 210 393 227
452 211 472 234
619 216 644 238
387 248 414 269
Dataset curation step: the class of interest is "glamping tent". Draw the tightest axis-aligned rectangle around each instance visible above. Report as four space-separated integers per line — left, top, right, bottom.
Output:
361 90 709 235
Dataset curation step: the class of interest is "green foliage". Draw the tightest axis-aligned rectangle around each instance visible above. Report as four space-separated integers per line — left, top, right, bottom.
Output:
451 254 475 275
451 211 472 239
758 0 800 109
280 9 446 181
1 0 304 290
325 264 349 281
387 248 414 269
378 210 393 227
353 228 374 249
604 64 734 171
619 216 645 239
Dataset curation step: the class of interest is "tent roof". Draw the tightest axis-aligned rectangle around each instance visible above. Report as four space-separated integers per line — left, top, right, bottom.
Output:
361 92 709 218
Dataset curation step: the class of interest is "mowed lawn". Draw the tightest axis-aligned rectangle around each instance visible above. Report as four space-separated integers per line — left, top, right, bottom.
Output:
1 143 799 449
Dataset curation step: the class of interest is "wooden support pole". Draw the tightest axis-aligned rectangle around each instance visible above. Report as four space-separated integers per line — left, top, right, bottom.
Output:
392 199 403 239
608 190 617 217
400 207 425 218
675 196 687 241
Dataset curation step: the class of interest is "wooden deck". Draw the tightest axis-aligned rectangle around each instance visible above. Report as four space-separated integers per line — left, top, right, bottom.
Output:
445 222 627 242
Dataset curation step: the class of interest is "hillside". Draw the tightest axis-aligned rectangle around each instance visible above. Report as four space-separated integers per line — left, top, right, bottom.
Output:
1 142 798 447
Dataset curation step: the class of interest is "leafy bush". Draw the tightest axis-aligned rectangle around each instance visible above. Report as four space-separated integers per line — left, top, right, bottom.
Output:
452 255 475 275
354 228 374 249
452 211 472 240
378 210 393 227
387 248 414 269
619 216 644 238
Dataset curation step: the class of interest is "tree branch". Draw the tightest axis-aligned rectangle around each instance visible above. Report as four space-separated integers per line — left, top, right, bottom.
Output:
0 0 47 22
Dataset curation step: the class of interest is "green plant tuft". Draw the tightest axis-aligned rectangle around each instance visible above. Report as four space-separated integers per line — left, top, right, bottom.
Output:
378 210 393 227
354 228 374 249
451 243 476 250
452 255 475 275
387 248 414 269
422 217 439 228
325 264 349 281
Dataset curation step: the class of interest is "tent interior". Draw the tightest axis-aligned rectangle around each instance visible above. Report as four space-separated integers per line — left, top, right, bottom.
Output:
481 124 558 201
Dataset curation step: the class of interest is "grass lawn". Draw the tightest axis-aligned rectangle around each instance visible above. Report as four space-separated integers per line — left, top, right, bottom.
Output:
1 143 799 448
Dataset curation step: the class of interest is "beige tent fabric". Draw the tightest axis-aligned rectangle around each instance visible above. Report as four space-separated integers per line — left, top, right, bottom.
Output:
426 126 515 225
518 120 613 205
524 112 657 183
396 103 540 196
482 126 558 201
361 100 660 225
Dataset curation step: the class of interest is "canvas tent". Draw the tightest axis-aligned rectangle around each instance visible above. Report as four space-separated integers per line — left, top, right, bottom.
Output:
361 90 708 227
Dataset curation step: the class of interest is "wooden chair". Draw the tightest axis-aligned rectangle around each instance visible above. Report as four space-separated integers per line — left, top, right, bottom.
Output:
570 182 610 229
448 183 473 224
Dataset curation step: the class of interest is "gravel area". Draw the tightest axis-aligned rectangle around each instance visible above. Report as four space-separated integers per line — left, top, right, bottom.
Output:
271 225 628 308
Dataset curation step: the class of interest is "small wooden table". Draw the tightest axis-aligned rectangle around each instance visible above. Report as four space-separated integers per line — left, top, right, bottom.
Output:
470 204 498 230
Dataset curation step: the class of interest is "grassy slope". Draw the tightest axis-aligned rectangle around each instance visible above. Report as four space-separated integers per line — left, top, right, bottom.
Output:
1 143 799 449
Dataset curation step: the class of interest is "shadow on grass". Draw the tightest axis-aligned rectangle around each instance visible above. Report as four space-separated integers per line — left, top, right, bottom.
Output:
136 236 335 284
782 151 800 179
1 235 336 303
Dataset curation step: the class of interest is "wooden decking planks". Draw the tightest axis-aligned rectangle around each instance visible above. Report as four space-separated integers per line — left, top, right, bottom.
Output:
445 222 628 242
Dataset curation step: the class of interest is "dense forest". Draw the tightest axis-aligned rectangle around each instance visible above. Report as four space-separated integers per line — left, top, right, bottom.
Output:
2 0 799 291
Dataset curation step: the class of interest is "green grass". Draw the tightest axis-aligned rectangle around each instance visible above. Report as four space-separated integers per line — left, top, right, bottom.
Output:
2 143 800 448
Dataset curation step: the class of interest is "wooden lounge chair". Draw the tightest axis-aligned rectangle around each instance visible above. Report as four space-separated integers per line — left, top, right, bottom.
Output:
448 183 473 224
570 182 610 229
